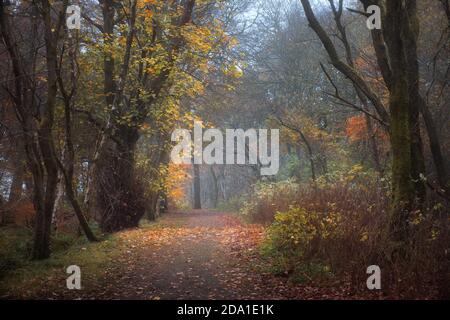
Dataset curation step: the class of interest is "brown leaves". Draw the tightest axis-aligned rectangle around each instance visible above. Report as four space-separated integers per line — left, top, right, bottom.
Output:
6 211 381 300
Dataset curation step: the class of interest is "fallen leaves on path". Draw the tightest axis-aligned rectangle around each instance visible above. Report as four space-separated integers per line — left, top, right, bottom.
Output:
6 211 379 300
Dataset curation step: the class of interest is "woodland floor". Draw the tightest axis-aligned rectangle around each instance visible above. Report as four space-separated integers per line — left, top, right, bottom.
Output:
2 210 373 300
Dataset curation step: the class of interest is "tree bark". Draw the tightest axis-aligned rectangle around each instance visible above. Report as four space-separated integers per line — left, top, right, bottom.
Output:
9 161 25 204
383 0 416 243
365 115 382 173
419 96 449 193
404 0 426 202
193 164 202 209
52 164 65 230
210 167 219 208
96 129 144 232
147 192 159 221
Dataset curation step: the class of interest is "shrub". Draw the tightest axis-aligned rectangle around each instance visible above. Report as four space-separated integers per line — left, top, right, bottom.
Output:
240 180 300 223
264 207 322 260
261 207 336 280
253 167 449 297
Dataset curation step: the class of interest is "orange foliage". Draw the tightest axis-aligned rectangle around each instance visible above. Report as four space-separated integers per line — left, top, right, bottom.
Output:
166 163 191 203
346 115 367 142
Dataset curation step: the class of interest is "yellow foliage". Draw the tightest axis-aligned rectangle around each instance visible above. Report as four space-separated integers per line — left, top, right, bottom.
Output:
166 163 191 203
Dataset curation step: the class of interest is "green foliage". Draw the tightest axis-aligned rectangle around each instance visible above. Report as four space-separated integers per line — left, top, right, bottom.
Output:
277 154 302 181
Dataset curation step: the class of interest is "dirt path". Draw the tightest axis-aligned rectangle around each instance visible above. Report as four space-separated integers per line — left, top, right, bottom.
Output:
84 210 272 300
15 210 357 300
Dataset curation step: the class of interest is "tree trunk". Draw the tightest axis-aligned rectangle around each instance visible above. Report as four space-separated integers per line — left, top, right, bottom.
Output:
384 1 416 244
419 97 449 193
32 0 68 260
82 160 93 218
193 164 202 209
300 133 317 182
218 166 227 202
5 160 26 225
210 167 219 208
63 174 98 241
52 172 65 230
365 115 382 173
0 195 5 226
96 130 145 233
56 19 98 242
404 0 426 202
389 78 414 243
147 192 159 221
52 144 67 230
9 161 25 203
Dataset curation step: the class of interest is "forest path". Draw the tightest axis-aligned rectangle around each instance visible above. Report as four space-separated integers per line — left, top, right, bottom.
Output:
67 210 318 300
18 210 351 300
82 210 279 300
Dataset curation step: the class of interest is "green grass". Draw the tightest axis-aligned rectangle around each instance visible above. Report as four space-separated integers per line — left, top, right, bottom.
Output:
0 227 34 279
0 225 122 298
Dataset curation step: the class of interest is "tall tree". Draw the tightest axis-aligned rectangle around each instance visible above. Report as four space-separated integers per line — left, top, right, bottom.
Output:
91 0 197 232
298 0 432 244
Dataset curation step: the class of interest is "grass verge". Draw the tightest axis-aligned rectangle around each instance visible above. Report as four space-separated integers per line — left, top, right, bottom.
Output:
0 225 122 299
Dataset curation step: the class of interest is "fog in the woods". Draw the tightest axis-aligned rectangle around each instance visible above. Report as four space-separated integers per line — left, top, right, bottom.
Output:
0 0 449 300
